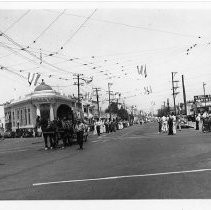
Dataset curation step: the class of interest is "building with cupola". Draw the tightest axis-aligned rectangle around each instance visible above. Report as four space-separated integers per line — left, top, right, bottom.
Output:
4 80 95 132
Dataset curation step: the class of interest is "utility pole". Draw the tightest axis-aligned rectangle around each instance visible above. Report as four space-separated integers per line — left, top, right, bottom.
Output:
167 98 170 114
171 72 179 115
73 73 84 107
182 75 187 115
107 83 113 120
203 82 206 109
93 87 101 118
115 92 121 107
77 74 80 103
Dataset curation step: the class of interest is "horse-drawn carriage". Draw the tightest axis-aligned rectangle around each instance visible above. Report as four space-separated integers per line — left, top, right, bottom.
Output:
40 118 89 149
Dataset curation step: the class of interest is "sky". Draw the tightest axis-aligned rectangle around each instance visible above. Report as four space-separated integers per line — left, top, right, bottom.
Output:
0 7 211 121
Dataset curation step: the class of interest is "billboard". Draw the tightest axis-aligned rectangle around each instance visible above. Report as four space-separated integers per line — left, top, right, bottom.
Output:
194 95 211 102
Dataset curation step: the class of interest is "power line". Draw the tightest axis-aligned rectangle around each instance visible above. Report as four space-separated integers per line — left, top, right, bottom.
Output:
3 10 31 33
0 40 186 84
0 35 187 83
0 31 76 75
0 64 27 80
0 52 15 59
59 9 97 50
44 10 200 39
31 9 66 45
0 42 40 67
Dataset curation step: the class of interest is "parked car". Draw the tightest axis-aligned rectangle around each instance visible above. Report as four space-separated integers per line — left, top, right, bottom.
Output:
3 131 12 138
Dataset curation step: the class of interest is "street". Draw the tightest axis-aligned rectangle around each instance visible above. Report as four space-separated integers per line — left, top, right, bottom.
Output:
0 123 211 199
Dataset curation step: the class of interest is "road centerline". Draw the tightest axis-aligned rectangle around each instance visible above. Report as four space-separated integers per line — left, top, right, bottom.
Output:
33 168 211 187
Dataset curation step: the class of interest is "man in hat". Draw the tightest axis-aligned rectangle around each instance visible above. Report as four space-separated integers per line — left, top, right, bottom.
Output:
75 119 85 150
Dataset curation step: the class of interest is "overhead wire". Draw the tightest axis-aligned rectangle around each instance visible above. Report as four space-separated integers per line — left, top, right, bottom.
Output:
0 17 191 85
0 31 76 75
58 9 97 51
0 43 75 84
44 10 200 39
0 10 206 110
0 40 186 82
30 9 66 45
0 64 27 80
3 10 31 33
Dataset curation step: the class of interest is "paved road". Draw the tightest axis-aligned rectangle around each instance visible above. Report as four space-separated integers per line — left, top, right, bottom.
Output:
0 123 211 199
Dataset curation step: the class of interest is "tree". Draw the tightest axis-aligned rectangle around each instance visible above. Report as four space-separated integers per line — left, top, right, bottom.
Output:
105 102 118 114
105 102 129 120
157 107 169 117
117 107 129 120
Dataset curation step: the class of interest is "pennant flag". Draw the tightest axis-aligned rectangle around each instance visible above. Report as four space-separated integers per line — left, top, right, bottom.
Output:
137 65 139 74
149 86 152 93
144 65 147 78
144 87 147 94
140 65 143 75
137 65 144 75
146 86 149 94
27 72 30 82
28 73 35 86
34 74 41 86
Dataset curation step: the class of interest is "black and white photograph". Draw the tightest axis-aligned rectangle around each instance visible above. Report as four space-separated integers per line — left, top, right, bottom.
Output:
1 1 211 208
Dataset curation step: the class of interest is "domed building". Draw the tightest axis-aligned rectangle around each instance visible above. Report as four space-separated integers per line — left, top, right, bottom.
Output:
4 80 85 132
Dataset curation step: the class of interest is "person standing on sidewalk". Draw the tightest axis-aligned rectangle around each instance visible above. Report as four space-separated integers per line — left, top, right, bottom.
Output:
177 115 182 131
158 117 162 134
172 113 177 134
105 119 109 133
75 120 85 150
162 115 168 133
195 114 200 130
96 119 101 136
168 114 173 135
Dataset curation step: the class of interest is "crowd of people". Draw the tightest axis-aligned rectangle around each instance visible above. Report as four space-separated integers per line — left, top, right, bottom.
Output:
158 111 211 135
93 119 130 136
157 112 181 135
35 116 131 151
195 111 211 133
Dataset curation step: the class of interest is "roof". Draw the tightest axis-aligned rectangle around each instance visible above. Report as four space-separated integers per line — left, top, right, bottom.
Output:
34 80 53 92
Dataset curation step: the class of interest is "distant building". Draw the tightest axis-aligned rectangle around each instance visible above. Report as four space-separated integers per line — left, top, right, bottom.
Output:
185 95 211 116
